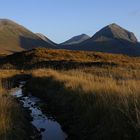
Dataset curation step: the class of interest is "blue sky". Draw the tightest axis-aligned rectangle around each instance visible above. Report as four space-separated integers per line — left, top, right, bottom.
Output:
0 0 140 43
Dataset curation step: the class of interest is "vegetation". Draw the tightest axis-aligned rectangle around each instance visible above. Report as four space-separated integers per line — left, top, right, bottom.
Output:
25 67 140 140
0 70 36 140
0 48 140 139
1 48 140 69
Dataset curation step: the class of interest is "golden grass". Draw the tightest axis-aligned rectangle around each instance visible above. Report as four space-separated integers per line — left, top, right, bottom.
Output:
29 68 140 139
0 96 18 139
0 96 12 134
0 70 20 78
0 46 139 139
0 70 20 94
0 70 32 140
31 68 140 95
1 48 140 70
0 94 32 140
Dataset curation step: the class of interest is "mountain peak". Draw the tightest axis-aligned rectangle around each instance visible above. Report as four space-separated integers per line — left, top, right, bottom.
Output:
0 19 17 25
61 34 90 45
0 19 56 54
0 18 12 22
108 23 119 27
80 33 89 37
107 23 127 31
92 23 138 43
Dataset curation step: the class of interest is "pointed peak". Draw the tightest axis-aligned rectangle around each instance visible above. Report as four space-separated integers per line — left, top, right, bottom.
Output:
0 19 16 24
109 23 119 26
61 34 90 45
107 23 122 29
92 23 138 42
72 34 90 39
80 34 90 37
0 19 23 28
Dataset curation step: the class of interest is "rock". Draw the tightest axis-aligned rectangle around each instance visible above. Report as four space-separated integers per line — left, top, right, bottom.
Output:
40 128 46 132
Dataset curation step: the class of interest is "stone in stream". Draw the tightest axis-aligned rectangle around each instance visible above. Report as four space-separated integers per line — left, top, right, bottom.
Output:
31 104 35 108
40 128 46 132
28 102 32 105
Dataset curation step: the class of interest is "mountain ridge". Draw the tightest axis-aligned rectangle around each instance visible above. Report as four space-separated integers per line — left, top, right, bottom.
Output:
0 19 140 56
60 34 90 45
91 23 138 42
36 33 57 46
0 19 56 55
59 23 140 56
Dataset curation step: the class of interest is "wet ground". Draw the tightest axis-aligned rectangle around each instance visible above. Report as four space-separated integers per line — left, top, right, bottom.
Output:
12 86 67 140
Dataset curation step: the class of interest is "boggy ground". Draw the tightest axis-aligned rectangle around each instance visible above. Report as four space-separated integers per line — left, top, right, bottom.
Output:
0 48 140 140
0 70 39 140
24 66 140 140
0 48 140 69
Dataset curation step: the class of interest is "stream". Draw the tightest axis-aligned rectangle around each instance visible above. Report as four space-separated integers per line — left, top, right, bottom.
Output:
12 83 67 140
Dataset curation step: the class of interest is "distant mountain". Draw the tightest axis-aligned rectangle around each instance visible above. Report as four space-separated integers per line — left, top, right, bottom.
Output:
1 19 140 56
0 19 56 55
92 23 137 42
60 34 90 45
59 24 140 56
36 33 57 46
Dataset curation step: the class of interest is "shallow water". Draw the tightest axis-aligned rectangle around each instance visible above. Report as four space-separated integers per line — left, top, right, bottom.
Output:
12 88 67 140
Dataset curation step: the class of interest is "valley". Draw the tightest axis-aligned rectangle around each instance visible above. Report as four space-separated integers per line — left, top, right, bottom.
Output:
0 18 140 140
0 47 140 139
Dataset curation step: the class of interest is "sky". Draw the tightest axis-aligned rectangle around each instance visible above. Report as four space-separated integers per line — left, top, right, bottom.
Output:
0 0 140 43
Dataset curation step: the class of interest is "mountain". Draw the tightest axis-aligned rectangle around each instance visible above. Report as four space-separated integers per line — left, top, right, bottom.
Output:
0 19 56 55
59 24 140 56
60 34 90 45
92 23 137 42
36 33 57 46
1 19 140 56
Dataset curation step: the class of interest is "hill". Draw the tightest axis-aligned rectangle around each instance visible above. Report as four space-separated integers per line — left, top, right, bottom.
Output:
0 19 56 55
92 23 137 42
0 47 139 69
59 24 140 56
60 34 90 45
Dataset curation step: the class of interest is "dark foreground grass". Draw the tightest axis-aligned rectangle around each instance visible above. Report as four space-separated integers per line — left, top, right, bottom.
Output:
0 71 38 140
24 69 140 140
0 48 140 140
0 95 35 140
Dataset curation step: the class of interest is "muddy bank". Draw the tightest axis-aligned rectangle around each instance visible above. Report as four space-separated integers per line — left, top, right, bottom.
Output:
12 84 67 140
0 77 39 140
24 76 140 140
23 77 94 140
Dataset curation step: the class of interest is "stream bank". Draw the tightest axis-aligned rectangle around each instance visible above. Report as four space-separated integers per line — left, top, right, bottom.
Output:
12 83 67 140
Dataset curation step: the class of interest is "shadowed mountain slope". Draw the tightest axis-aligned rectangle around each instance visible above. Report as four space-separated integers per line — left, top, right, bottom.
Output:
36 33 57 46
59 24 140 56
0 19 56 55
60 34 90 45
92 23 137 42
